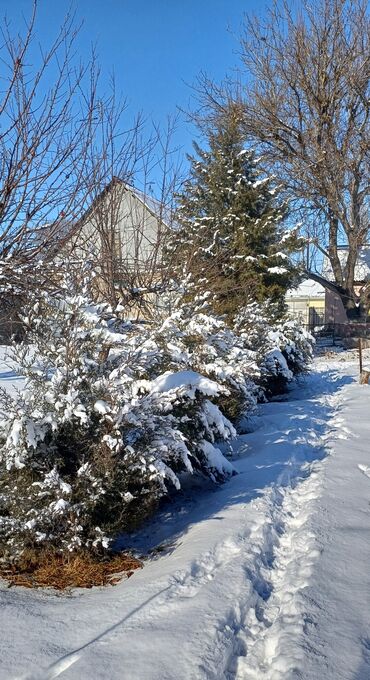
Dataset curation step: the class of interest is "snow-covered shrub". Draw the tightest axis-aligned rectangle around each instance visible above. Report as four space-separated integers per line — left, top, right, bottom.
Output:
0 280 142 560
235 302 314 397
0 261 313 565
143 304 260 424
276 319 315 375
117 369 236 484
0 279 237 563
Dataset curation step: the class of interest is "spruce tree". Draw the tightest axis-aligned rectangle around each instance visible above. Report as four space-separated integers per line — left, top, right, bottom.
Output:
168 105 301 321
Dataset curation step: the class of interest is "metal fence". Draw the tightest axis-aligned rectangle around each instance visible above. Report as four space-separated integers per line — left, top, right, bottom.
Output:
303 322 370 347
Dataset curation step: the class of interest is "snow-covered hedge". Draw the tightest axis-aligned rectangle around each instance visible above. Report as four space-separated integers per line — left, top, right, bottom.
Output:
0 281 313 563
0 286 236 561
236 302 314 397
142 305 260 423
276 319 315 375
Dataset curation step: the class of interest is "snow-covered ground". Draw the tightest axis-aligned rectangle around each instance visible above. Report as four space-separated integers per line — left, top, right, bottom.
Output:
1 349 370 680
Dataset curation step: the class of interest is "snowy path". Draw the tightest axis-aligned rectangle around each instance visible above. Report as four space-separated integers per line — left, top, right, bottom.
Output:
296 359 370 680
0 354 369 679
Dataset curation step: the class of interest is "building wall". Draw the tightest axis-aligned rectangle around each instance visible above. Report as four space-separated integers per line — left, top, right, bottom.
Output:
324 290 348 325
70 182 170 319
76 184 164 268
286 296 325 326
115 189 163 265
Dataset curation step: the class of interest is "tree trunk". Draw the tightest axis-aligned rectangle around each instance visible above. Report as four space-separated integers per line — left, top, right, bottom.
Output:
306 271 367 323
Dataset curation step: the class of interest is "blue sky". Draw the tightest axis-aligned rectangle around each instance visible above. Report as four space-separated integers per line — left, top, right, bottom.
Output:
0 1 261 184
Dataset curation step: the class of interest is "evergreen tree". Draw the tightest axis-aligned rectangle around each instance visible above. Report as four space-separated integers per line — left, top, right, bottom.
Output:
168 105 301 320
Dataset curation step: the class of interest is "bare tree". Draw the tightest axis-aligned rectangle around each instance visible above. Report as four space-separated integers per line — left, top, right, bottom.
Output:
240 0 370 319
0 3 103 334
199 0 370 319
0 4 96 267
0 1 183 331
74 115 182 318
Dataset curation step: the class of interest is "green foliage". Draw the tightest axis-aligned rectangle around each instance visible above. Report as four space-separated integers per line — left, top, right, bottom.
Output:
167 104 301 321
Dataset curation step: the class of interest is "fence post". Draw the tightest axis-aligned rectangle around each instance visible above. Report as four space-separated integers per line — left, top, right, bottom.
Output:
359 337 363 374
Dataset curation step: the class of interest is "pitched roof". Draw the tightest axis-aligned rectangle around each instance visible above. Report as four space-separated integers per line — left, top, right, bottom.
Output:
286 279 325 299
127 184 173 226
73 176 173 233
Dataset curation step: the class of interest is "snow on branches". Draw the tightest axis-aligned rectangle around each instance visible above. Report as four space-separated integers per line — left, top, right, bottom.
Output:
166 105 302 322
0 273 313 563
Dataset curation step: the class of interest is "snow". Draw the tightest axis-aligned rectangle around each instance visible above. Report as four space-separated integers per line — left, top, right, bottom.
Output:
286 278 326 299
267 266 288 274
149 370 222 398
94 400 111 415
252 178 269 189
50 498 70 515
0 346 23 399
358 463 370 479
1 349 370 679
199 439 235 479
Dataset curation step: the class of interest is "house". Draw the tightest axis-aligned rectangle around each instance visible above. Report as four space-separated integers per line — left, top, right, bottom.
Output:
321 246 370 324
286 279 326 328
72 177 173 318
287 246 370 330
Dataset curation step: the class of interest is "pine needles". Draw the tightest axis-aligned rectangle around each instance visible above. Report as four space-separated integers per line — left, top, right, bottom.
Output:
1 549 142 590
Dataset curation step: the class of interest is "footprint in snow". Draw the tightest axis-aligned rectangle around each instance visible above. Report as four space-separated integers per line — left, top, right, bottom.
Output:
358 464 370 479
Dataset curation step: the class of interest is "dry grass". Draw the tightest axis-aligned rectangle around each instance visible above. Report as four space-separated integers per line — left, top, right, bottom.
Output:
1 549 143 590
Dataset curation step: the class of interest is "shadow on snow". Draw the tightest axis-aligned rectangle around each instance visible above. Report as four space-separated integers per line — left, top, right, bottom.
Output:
115 368 354 556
